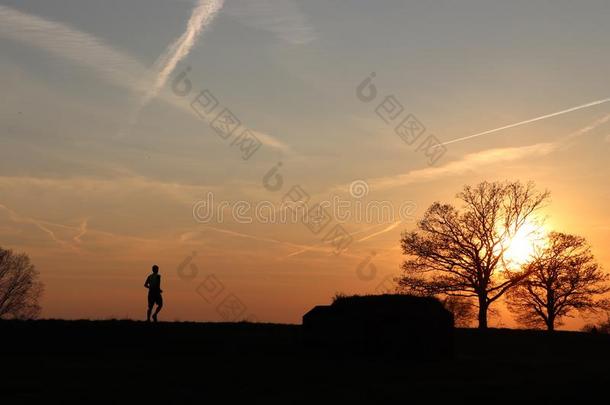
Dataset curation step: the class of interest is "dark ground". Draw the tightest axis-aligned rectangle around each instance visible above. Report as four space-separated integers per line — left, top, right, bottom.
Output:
1 320 609 404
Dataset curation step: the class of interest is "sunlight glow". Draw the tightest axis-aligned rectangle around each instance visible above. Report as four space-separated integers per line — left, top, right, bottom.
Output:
503 220 547 267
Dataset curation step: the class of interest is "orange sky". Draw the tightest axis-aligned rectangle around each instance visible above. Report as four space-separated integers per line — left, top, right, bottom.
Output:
1 0 609 329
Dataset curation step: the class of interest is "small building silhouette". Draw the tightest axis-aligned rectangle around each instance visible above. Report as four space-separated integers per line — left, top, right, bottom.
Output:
302 294 454 358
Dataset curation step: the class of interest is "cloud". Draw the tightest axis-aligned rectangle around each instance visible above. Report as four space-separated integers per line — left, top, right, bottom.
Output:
563 113 610 142
367 143 557 190
226 0 316 44
0 4 288 152
0 174 220 207
251 130 291 153
0 4 147 91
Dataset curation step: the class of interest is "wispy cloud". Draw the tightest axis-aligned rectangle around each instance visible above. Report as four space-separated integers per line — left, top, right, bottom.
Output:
564 113 610 142
0 4 147 90
0 4 288 152
226 0 316 44
367 143 556 190
251 130 291 153
0 174 219 206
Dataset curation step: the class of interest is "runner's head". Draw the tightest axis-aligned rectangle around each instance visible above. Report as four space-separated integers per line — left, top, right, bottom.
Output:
152 265 159 274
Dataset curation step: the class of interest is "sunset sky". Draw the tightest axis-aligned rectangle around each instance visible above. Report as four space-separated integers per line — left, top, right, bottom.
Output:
1 0 609 328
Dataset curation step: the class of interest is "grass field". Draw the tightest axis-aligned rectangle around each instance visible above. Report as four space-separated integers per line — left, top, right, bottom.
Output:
2 320 609 403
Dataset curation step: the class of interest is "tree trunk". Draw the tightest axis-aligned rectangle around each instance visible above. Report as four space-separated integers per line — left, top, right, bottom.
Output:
546 315 555 332
477 297 488 329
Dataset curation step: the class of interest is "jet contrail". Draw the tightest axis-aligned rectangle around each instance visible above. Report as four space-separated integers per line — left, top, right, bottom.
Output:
195 224 361 259
440 97 610 147
73 219 89 244
357 221 402 243
121 0 224 135
0 203 78 251
139 0 224 109
280 223 388 259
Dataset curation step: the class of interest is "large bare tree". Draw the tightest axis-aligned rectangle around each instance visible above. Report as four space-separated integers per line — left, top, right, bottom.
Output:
507 232 610 331
0 247 43 319
397 181 549 329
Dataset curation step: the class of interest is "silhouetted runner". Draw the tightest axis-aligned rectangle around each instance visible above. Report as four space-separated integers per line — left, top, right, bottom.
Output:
144 265 163 322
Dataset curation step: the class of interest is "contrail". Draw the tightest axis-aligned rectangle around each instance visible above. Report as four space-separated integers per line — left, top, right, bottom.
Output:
121 0 224 135
195 225 361 259
280 223 387 259
139 0 224 109
357 221 402 243
440 97 610 147
73 219 89 244
0 203 78 251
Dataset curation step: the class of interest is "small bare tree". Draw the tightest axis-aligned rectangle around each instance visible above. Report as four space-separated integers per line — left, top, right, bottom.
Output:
398 181 549 329
507 232 610 331
0 247 43 319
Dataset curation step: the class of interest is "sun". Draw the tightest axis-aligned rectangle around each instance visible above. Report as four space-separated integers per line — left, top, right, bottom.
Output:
503 220 546 267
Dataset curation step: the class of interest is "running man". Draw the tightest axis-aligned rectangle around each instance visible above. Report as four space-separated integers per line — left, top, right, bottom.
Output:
144 265 163 322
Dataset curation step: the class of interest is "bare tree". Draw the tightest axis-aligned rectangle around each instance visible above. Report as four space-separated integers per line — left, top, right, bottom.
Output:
397 181 549 329
0 247 43 319
507 232 610 331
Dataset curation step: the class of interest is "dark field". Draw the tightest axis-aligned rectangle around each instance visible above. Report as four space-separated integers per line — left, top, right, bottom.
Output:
1 320 609 404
